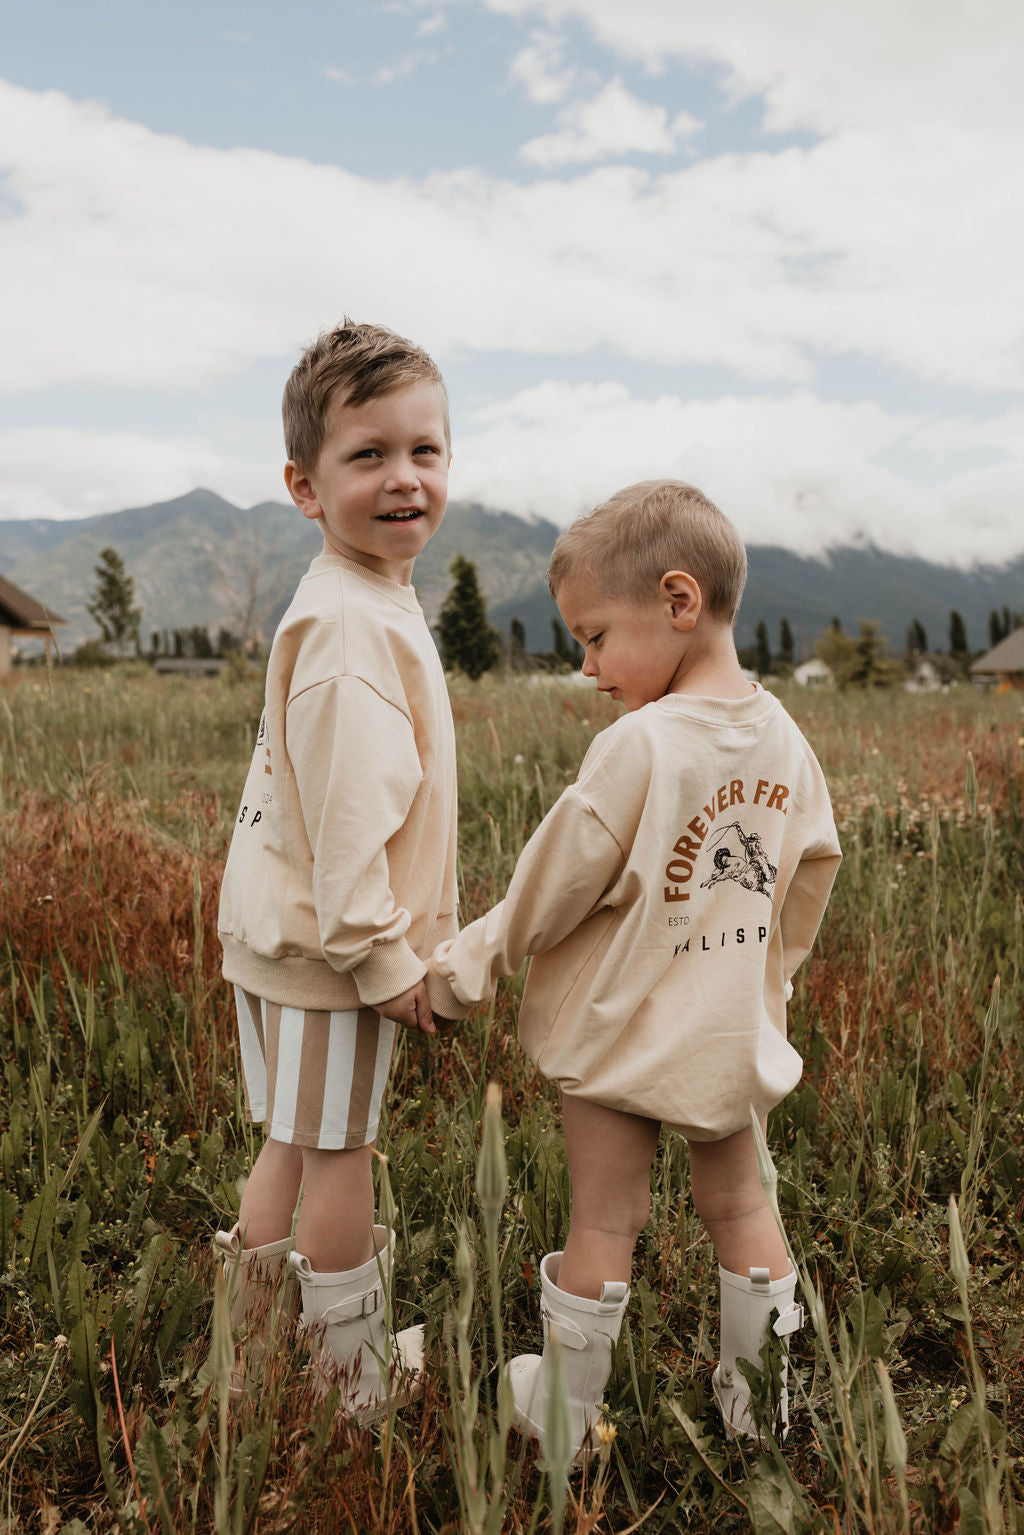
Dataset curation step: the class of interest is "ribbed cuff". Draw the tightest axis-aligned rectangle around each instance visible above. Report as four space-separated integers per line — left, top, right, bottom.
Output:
351 938 425 1007
424 968 473 1020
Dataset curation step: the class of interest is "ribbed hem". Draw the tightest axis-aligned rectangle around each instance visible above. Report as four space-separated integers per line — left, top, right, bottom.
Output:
222 939 362 1010
222 920 453 1012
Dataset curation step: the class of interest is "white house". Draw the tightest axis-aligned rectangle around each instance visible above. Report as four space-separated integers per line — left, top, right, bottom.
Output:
793 658 833 687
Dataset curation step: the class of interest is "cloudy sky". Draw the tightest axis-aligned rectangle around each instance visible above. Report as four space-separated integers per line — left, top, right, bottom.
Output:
2 0 1023 563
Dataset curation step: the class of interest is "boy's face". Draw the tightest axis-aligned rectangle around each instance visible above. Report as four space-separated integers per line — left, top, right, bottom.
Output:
556 573 693 712
285 379 450 585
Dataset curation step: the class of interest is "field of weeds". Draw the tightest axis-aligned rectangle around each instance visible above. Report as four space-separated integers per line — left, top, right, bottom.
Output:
0 667 1022 1534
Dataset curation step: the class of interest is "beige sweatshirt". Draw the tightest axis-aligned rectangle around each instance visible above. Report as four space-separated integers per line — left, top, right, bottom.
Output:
428 686 840 1139
219 551 458 1011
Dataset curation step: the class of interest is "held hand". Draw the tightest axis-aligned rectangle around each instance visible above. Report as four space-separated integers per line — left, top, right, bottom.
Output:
378 979 436 1035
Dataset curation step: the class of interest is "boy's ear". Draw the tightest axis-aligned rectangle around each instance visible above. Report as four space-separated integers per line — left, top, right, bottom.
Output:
284 461 323 522
661 570 701 631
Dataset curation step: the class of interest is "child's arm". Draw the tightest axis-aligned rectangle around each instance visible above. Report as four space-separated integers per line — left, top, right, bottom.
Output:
779 830 842 985
288 677 433 1007
426 784 625 1019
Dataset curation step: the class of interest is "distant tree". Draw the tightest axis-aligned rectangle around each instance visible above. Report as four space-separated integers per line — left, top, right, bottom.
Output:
755 620 772 677
948 609 969 657
906 618 928 656
436 555 502 680
816 618 903 689
830 616 843 634
778 617 795 670
551 618 584 671
87 547 142 657
508 617 527 671
215 527 281 655
989 609 1008 648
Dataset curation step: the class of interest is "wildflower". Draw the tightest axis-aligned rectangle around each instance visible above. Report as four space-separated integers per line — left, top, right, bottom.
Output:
54 1335 68 1349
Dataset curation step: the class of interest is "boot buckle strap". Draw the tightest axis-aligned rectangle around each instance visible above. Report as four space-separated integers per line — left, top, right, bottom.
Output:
773 1303 804 1338
320 1284 384 1327
540 1304 589 1351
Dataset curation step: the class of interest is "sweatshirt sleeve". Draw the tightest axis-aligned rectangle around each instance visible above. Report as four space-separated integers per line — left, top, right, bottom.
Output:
779 807 842 986
287 675 427 1005
427 785 625 1018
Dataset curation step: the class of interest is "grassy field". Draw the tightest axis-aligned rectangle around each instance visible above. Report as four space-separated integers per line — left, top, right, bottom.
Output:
0 667 1022 1534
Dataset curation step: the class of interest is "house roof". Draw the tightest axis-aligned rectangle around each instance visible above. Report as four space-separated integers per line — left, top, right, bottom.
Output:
0 574 67 630
970 629 1024 674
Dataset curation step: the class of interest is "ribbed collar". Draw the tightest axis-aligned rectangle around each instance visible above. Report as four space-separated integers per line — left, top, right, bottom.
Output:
653 683 776 727
307 550 424 613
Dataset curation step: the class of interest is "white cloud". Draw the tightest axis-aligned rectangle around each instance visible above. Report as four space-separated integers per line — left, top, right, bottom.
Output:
3 79 1021 397
509 29 581 102
451 382 1024 564
8 387 1020 569
416 12 448 36
520 78 700 164
481 0 1024 138
0 427 279 522
373 53 432 86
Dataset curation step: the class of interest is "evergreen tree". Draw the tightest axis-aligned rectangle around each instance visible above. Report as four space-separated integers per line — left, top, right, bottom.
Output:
906 618 928 656
989 609 1007 648
436 555 502 680
948 609 969 656
508 617 527 670
551 618 584 670
755 619 772 676
778 616 795 670
86 547 142 656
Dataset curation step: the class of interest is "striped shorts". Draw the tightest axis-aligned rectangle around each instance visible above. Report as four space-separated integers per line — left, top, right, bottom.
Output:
234 987 397 1150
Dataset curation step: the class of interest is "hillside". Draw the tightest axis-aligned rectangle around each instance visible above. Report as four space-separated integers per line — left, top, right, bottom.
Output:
1 489 1022 658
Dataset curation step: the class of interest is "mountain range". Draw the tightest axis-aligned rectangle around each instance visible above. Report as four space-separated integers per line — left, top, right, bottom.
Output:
2 488 1021 660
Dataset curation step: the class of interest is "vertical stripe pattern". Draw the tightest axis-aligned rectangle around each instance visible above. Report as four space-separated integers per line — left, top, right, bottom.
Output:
232 988 396 1149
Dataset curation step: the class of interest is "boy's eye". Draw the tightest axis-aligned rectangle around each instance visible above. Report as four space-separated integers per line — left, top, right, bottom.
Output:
586 633 603 647
413 444 441 456
352 448 380 460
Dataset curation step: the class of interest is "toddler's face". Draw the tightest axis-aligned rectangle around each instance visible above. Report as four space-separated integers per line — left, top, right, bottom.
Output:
556 575 689 711
289 380 450 584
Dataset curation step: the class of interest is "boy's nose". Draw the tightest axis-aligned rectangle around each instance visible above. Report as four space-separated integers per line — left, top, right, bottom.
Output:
385 457 421 491
582 654 597 678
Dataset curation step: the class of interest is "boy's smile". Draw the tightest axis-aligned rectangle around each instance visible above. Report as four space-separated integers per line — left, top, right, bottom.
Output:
285 379 450 585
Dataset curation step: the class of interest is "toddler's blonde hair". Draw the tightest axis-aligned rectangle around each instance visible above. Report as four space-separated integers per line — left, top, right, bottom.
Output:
547 479 747 624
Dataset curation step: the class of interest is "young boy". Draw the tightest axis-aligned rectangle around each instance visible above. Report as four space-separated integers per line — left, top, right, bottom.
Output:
215 321 455 1413
427 480 841 1454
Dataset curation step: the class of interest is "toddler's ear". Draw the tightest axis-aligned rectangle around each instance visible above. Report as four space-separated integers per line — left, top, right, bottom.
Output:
284 461 323 521
661 570 702 631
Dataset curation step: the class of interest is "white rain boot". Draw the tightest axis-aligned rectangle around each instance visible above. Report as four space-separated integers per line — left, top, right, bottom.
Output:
212 1223 297 1399
288 1224 424 1421
712 1265 803 1442
506 1251 629 1462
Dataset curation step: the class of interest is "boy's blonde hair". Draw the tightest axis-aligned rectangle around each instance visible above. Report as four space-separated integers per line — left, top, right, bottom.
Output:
547 479 747 624
283 319 449 472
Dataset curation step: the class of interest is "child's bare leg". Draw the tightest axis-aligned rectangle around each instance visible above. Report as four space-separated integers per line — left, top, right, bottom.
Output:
236 1137 303 1248
295 1145 376 1272
558 1095 660 1298
688 1126 789 1277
